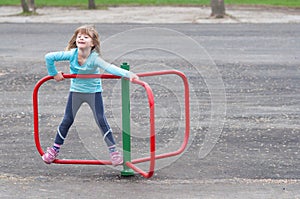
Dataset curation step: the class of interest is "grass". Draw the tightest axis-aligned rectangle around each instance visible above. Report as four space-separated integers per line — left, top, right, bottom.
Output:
226 0 300 7
1 0 299 7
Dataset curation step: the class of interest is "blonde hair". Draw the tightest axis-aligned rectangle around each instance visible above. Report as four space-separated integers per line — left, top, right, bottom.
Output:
65 25 100 54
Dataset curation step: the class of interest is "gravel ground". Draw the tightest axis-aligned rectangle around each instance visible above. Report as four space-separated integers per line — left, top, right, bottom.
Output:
0 5 300 199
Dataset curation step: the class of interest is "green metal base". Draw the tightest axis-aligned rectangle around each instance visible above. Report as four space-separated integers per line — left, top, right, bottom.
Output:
121 168 135 176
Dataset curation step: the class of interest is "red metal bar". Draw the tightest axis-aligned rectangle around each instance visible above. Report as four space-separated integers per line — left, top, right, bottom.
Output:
131 70 190 165
33 73 157 169
33 70 189 179
33 74 122 165
33 75 53 156
120 70 190 178
126 78 156 178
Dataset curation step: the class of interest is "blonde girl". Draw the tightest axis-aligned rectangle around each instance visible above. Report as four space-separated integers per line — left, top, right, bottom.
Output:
42 25 138 166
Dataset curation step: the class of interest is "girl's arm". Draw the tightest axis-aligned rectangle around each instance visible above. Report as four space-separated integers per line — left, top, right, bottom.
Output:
45 51 72 76
95 57 138 81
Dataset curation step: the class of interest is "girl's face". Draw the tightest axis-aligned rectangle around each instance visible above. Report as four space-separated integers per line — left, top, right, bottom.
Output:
76 33 94 50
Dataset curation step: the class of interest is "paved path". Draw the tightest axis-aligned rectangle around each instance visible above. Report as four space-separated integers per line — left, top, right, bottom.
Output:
0 5 300 23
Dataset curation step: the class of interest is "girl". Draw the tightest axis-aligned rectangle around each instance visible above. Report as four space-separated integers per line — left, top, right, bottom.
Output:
42 25 138 166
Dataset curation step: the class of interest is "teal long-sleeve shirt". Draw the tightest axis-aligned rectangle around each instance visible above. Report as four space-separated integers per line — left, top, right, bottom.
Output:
45 48 131 93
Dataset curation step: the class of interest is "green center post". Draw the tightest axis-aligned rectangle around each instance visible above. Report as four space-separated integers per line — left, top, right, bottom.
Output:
120 63 134 176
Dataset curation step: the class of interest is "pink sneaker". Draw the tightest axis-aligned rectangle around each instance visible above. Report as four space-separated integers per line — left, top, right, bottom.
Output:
42 147 58 164
110 151 123 166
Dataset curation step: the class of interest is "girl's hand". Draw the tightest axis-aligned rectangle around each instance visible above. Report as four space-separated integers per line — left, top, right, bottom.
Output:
54 71 64 82
129 73 139 82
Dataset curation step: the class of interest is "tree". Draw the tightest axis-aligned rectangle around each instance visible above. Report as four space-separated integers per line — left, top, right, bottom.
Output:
21 0 30 13
210 0 225 18
28 0 36 12
20 0 36 13
88 0 96 9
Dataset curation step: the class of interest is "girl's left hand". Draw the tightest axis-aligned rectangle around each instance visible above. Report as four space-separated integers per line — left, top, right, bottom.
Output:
129 73 139 82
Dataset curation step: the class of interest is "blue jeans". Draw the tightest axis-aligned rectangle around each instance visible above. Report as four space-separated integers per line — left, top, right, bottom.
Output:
54 92 115 147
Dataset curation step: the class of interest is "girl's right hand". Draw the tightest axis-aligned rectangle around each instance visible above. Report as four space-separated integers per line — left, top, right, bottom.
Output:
54 71 64 82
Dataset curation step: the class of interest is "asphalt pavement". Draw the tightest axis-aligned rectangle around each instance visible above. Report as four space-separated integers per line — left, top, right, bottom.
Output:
0 6 300 199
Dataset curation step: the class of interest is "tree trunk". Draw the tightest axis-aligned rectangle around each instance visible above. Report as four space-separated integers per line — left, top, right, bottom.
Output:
210 0 225 18
21 0 30 13
27 0 36 13
21 0 36 13
88 0 96 9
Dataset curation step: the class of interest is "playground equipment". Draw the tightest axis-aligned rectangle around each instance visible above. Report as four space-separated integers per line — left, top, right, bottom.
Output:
33 63 190 178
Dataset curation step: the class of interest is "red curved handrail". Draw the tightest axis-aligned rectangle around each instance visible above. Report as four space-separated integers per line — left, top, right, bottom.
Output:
33 70 189 179
128 78 156 178
129 70 190 166
33 74 120 165
123 70 190 178
33 74 155 169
